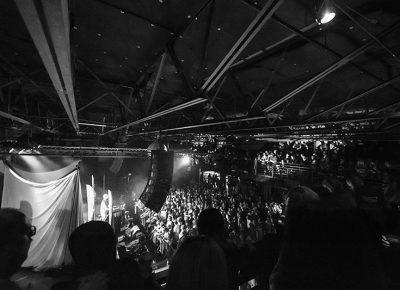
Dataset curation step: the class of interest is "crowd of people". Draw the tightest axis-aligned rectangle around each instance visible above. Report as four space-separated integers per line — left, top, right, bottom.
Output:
2 174 400 289
256 140 399 179
141 181 283 257
1 142 400 289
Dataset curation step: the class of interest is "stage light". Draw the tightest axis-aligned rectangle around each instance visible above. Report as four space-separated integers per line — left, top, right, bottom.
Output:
182 155 191 166
316 0 336 25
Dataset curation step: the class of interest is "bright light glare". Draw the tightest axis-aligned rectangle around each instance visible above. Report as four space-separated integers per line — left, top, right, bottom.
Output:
182 155 191 166
320 11 335 24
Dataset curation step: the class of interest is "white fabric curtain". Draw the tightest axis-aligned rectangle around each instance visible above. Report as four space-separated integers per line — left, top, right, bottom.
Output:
86 184 96 221
1 163 83 270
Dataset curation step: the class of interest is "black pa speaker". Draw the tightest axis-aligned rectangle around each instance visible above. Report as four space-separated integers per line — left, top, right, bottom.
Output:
139 150 174 212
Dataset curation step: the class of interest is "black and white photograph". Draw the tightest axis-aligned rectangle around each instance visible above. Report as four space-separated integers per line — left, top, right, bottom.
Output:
1 0 400 289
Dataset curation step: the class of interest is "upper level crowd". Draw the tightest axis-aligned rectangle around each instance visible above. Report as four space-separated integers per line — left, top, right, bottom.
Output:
256 140 398 179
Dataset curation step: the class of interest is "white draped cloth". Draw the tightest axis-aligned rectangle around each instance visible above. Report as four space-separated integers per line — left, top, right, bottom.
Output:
1 162 83 270
86 184 96 221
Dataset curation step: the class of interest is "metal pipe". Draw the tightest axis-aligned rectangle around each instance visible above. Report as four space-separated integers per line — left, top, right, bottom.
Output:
335 3 400 65
104 98 208 134
0 110 55 133
146 52 167 114
262 22 400 113
307 74 400 121
201 0 284 93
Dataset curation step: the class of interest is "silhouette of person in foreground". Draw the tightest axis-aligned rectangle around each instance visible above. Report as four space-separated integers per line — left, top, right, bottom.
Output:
197 208 249 290
166 235 228 290
0 208 35 290
270 186 386 290
52 221 144 290
52 221 116 290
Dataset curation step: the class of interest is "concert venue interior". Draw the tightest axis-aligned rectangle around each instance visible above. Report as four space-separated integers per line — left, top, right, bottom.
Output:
1 0 400 289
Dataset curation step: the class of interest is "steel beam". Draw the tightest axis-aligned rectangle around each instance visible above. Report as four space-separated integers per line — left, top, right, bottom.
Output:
92 0 175 34
168 40 230 126
248 49 286 114
130 115 267 136
0 110 54 133
105 98 207 134
263 22 400 113
208 114 400 135
385 121 400 131
304 80 324 114
201 0 284 94
78 60 135 116
243 1 400 98
146 52 167 114
198 0 216 83
0 55 56 103
374 104 399 129
78 92 109 112
307 74 400 122
130 111 400 136
232 0 318 71
335 3 400 65
368 100 400 116
14 0 79 131
0 69 43 89
230 21 317 71
167 46 196 98
200 75 227 123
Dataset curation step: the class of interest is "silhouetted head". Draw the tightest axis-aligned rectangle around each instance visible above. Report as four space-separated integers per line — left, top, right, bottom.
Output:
273 186 385 290
197 208 225 241
167 235 228 290
0 208 34 277
111 257 143 290
68 221 116 274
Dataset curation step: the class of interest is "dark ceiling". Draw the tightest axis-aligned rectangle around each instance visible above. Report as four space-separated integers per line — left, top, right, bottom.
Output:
1 0 400 149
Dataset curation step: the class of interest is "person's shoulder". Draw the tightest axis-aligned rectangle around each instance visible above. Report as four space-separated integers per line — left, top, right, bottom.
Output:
50 280 79 290
0 279 22 290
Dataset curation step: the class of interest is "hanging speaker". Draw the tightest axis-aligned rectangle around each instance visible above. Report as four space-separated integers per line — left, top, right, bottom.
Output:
139 150 174 212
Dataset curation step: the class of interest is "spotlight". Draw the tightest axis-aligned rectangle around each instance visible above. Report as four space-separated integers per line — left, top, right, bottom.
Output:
182 155 191 166
316 0 336 25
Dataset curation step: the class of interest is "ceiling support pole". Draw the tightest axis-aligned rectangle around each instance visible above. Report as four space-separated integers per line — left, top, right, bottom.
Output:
167 46 196 98
263 22 400 113
78 60 135 116
146 52 167 114
307 74 400 122
201 0 284 94
105 98 207 135
248 49 286 114
238 1 400 97
368 100 400 116
335 3 400 65
200 75 227 123
0 110 53 133
78 93 109 113
14 0 79 131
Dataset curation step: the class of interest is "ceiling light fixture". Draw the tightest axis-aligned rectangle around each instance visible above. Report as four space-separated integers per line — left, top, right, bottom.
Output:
316 0 336 25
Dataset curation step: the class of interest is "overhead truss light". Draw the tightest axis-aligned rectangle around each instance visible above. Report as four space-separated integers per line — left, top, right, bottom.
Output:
316 0 336 25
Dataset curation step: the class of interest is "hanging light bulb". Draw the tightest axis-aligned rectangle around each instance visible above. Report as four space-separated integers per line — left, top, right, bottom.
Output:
316 0 336 25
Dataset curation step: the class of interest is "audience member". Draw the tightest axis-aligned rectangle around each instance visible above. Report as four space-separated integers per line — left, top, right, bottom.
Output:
138 252 162 290
110 257 143 290
166 235 228 290
0 208 35 290
51 221 117 290
197 208 255 290
269 186 386 290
